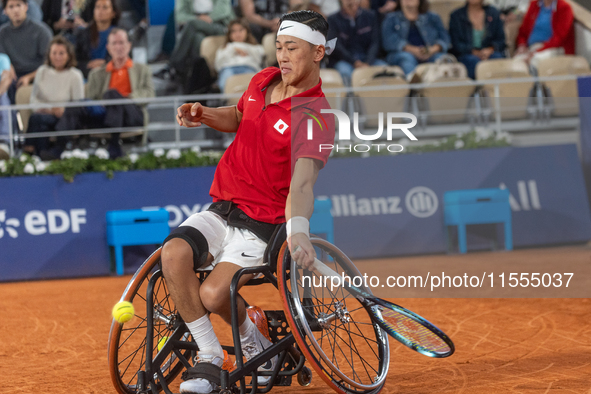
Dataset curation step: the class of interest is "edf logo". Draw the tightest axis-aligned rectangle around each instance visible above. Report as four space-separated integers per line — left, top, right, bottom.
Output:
0 209 87 239
0 210 20 238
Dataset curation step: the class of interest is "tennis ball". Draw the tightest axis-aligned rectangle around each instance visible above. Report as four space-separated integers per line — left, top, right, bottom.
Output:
157 336 169 352
112 301 135 323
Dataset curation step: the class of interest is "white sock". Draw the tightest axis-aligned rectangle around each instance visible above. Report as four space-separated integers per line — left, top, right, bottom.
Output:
186 314 223 357
239 314 257 342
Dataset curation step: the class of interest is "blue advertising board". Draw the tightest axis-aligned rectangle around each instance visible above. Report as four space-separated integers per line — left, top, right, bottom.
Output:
0 144 590 281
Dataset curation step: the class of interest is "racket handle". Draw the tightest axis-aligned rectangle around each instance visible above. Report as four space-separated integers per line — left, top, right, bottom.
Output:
312 257 340 278
292 245 340 278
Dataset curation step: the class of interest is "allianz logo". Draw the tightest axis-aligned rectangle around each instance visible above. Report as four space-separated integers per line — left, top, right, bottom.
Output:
318 180 542 219
318 186 438 218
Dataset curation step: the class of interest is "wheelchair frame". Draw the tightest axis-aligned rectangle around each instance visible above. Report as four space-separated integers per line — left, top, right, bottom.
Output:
108 232 390 394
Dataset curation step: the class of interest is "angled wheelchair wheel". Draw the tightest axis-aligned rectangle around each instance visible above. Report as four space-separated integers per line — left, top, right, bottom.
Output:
277 238 390 394
108 248 193 394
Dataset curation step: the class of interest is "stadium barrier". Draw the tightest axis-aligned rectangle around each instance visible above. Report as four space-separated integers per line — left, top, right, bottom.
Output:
0 144 589 281
1 74 583 156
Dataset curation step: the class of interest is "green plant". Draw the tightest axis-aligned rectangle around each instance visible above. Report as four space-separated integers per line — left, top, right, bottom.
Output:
330 129 511 158
0 148 223 182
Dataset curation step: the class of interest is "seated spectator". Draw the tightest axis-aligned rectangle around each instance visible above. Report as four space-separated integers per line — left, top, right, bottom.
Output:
382 0 450 76
74 0 120 78
57 28 154 158
239 0 291 41
0 53 13 158
42 0 88 37
449 0 506 79
514 0 574 69
0 0 52 91
168 0 234 79
369 0 397 22
24 36 84 159
214 19 264 92
328 0 387 85
309 0 341 17
0 0 41 26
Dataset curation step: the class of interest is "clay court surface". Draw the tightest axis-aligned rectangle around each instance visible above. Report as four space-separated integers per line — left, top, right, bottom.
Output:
1 246 591 393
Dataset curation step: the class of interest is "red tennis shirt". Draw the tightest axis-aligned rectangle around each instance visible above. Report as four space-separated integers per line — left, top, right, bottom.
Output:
209 67 335 224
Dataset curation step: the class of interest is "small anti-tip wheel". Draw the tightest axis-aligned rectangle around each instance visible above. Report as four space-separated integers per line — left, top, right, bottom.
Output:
219 390 232 394
297 366 313 387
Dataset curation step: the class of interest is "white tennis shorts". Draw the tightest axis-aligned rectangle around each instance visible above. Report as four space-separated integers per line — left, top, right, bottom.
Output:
179 210 268 270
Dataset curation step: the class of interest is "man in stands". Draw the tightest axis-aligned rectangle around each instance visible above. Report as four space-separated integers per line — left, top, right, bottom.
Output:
239 0 291 41
0 0 52 92
168 10 335 394
327 0 386 85
514 0 574 68
56 28 154 157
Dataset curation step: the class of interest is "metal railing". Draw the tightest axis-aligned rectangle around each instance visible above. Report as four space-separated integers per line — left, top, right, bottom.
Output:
1 73 582 157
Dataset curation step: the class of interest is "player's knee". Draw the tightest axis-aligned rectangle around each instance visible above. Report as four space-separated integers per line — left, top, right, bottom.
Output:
161 226 210 274
200 282 229 313
161 238 194 275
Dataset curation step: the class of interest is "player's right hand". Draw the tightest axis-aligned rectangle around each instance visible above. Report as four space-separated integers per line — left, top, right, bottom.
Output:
177 103 204 127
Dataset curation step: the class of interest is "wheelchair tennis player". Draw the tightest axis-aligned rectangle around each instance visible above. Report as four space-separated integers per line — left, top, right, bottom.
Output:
165 10 336 394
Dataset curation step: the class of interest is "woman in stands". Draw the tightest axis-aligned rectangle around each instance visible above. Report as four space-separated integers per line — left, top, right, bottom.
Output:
449 0 505 79
382 0 450 76
25 36 84 159
74 0 120 78
214 18 264 93
513 0 574 69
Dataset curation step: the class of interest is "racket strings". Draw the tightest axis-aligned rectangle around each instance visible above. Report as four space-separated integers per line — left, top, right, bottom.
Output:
379 309 451 354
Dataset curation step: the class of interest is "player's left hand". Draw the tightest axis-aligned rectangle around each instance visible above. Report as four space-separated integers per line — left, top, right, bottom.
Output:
289 233 316 270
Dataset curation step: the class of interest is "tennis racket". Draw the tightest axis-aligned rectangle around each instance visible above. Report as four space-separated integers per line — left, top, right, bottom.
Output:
294 247 455 358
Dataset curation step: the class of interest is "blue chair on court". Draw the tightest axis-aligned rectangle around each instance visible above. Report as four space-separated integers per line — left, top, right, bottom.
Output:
444 188 512 254
107 209 170 275
310 198 335 244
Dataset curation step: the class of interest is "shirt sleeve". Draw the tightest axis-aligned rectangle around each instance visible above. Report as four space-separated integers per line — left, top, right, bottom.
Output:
291 102 336 170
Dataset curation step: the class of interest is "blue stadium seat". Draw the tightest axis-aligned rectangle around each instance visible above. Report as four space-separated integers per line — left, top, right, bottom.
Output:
444 188 512 254
107 209 170 275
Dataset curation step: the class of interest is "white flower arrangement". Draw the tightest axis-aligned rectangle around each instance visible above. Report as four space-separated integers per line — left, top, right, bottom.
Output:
166 149 181 160
94 148 110 160
23 163 35 174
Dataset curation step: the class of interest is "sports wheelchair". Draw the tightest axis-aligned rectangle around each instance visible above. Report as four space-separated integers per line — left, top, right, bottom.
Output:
108 225 390 394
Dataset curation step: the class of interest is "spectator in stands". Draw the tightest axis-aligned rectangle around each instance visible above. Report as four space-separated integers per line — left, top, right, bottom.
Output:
449 0 506 79
0 0 52 90
24 36 84 159
514 0 574 68
74 0 120 78
57 28 154 158
0 53 13 159
327 0 387 85
168 0 234 78
239 0 291 41
0 0 41 26
369 0 397 22
309 0 341 17
214 19 264 92
382 0 450 76
42 0 88 36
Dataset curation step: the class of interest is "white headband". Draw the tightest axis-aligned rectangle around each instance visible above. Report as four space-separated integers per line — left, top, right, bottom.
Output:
277 20 337 55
